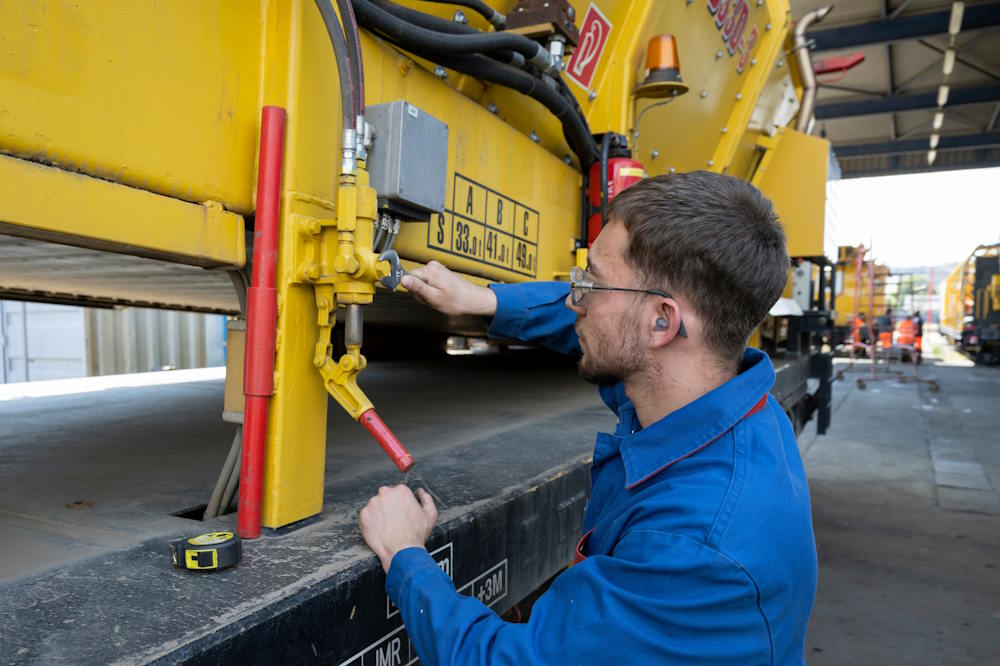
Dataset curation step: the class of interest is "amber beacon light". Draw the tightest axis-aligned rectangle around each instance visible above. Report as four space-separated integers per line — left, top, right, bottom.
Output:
635 34 689 99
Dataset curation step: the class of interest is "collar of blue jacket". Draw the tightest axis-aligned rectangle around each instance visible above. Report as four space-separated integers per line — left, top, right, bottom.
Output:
597 347 775 488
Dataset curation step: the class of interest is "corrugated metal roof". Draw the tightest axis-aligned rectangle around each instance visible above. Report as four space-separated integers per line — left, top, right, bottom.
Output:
793 0 1000 176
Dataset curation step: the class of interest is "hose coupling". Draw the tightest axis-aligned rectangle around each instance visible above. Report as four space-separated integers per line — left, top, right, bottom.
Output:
355 116 369 163
341 128 357 175
530 44 562 76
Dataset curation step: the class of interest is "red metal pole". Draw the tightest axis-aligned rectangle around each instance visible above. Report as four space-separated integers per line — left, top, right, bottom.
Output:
238 106 286 539
927 266 934 330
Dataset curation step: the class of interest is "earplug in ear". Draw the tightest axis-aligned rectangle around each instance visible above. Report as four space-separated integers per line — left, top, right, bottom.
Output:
655 317 669 331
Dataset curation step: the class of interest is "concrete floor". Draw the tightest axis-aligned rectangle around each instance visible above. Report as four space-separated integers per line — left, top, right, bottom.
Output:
0 351 602 585
1 336 998 663
799 335 1000 665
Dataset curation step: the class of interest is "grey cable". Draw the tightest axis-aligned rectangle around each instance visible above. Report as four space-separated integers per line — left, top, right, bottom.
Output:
204 428 242 520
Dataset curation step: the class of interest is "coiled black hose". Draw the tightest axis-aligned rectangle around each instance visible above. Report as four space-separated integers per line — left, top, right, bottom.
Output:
352 0 549 70
353 0 598 168
315 0 357 130
371 0 523 66
337 0 365 113
418 0 505 29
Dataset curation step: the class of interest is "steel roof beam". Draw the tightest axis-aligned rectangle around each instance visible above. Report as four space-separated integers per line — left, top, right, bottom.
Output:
815 84 1000 118
808 2 1000 51
840 157 1000 178
834 132 1000 157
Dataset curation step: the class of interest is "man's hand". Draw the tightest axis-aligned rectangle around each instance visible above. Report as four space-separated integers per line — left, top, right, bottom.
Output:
360 485 439 573
401 261 497 317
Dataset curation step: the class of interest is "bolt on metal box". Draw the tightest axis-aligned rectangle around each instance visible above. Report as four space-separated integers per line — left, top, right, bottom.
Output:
366 101 448 221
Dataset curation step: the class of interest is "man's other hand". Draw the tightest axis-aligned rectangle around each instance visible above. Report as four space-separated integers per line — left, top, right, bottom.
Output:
401 261 497 317
360 485 438 573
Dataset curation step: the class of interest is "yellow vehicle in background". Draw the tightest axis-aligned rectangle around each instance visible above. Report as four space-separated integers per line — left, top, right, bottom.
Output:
0 1 836 659
832 245 891 349
941 244 1000 364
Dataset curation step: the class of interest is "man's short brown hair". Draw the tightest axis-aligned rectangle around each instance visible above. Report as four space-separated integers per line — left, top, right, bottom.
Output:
608 171 788 366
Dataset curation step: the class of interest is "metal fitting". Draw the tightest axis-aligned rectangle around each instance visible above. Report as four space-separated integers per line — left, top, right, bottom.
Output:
488 10 506 30
453 10 468 24
548 36 566 69
341 128 357 175
354 115 368 162
588 90 597 101
529 44 562 76
529 130 540 143
651 149 660 159
487 102 499 114
434 66 448 79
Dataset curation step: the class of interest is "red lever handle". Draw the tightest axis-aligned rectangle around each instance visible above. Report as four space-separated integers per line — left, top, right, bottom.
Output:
359 409 414 472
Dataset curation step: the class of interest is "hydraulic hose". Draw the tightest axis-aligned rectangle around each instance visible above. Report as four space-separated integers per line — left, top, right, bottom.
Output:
337 0 366 113
358 0 596 165
372 0 524 66
352 0 557 74
315 0 357 128
599 132 611 228
356 14 597 166
418 0 505 29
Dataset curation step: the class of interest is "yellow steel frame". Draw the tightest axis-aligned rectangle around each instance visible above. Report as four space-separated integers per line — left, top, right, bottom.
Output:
0 154 244 267
0 0 829 528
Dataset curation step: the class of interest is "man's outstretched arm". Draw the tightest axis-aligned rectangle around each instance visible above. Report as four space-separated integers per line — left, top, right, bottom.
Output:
360 487 771 665
401 262 579 356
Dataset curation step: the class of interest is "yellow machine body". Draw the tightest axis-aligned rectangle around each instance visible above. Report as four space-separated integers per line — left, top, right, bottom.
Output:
833 246 891 329
0 0 830 528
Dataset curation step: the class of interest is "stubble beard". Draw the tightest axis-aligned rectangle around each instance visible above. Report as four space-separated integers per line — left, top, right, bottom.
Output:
577 318 646 386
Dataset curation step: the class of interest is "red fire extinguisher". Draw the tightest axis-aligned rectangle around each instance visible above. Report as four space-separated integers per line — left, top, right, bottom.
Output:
587 133 646 246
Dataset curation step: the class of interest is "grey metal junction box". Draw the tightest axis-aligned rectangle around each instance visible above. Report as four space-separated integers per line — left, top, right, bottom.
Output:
366 101 449 220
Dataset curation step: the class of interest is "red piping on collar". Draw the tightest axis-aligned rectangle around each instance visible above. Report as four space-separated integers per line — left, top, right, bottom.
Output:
624 394 769 490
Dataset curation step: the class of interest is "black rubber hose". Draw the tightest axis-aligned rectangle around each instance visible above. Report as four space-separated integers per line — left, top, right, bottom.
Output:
356 2 596 167
418 0 505 29
385 40 595 167
337 0 365 113
353 0 548 68
599 132 611 228
371 0 523 66
315 0 357 128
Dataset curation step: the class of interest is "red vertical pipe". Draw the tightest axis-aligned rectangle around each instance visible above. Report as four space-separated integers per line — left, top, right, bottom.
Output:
238 106 286 539
927 266 934 329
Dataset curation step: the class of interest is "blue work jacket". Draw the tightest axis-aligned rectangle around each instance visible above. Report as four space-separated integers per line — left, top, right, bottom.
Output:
386 281 817 665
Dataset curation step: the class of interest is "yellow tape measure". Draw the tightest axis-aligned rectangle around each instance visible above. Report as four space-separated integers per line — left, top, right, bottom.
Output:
169 531 242 571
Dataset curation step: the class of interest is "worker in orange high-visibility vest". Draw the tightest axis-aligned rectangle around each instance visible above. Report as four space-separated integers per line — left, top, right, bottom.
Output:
851 312 869 345
896 315 918 347
911 311 924 351
876 309 893 350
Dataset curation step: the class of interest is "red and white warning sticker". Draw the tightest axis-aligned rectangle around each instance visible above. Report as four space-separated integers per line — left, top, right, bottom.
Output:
566 4 612 90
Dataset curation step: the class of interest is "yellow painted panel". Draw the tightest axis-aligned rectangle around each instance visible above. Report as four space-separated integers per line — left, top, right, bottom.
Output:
363 33 582 283
0 153 245 267
0 1 263 213
754 128 829 258
577 0 789 174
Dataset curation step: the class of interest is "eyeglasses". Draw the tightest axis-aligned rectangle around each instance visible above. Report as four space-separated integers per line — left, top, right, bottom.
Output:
569 266 688 338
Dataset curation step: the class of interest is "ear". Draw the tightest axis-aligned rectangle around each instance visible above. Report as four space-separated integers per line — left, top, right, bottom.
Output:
649 299 683 348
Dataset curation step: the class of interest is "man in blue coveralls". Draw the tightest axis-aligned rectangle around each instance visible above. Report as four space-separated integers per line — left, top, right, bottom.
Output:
359 172 818 664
